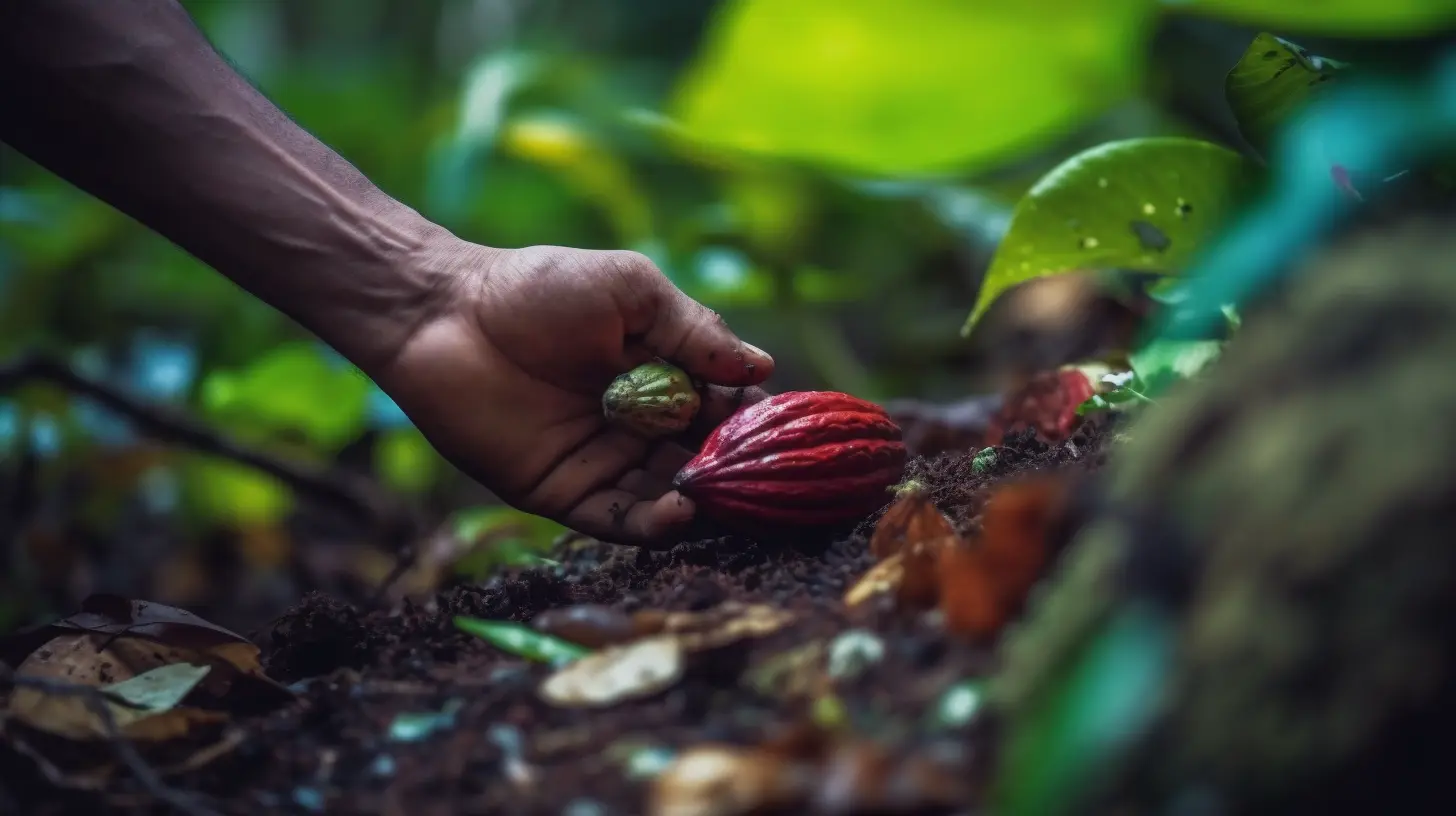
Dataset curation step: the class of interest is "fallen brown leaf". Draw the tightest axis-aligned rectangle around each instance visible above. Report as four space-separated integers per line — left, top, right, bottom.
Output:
538 635 684 708
938 477 1069 640
897 535 959 609
648 744 814 816
870 486 957 560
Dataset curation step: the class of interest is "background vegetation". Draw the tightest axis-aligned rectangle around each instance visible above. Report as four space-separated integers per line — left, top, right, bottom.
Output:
2 0 1453 633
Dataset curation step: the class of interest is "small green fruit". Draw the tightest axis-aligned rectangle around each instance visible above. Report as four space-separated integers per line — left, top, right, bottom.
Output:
602 361 701 437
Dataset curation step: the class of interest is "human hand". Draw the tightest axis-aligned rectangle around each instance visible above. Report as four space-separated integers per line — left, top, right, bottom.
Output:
368 240 774 546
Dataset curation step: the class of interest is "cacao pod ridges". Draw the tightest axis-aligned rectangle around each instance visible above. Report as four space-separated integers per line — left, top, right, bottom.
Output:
673 391 908 528
602 361 702 438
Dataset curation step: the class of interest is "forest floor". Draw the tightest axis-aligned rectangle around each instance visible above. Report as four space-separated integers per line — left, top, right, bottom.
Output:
3 413 1116 816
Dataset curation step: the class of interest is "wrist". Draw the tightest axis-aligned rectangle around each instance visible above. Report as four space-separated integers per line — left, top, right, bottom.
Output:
302 200 495 378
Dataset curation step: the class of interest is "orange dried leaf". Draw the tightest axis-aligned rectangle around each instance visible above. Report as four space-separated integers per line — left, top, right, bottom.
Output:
977 478 1066 599
937 545 1007 640
897 535 958 609
870 489 956 560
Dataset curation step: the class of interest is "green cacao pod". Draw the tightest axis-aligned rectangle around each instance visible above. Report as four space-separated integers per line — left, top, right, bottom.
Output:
602 361 701 437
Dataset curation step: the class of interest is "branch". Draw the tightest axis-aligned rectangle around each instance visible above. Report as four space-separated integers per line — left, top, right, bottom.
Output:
0 666 221 816
0 352 418 546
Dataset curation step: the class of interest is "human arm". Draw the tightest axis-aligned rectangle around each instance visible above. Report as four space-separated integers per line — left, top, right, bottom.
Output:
0 0 776 544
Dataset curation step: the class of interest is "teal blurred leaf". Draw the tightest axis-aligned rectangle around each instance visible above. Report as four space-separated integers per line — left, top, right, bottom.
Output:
1130 338 1222 393
1153 58 1456 342
686 247 775 306
388 699 463 742
995 603 1173 816
0 187 50 225
1226 33 1349 157
427 52 542 221
668 0 1157 178
964 137 1257 335
1167 0 1456 36
454 616 589 665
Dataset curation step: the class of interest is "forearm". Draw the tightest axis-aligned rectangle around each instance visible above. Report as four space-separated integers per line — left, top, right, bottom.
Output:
0 0 472 371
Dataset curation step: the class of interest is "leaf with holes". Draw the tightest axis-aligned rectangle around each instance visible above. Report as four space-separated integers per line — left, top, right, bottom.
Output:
1226 33 1349 157
963 138 1258 335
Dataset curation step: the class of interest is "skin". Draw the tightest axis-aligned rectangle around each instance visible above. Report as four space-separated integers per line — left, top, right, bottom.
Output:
0 0 774 546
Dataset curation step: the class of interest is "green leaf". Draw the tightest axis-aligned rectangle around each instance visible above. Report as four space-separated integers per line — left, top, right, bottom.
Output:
102 663 212 719
449 506 569 578
667 0 1157 178
182 457 293 527
1130 338 1223 394
375 427 441 495
963 137 1256 336
499 113 655 245
199 342 370 451
1226 33 1349 157
388 699 463 742
1167 0 1456 37
994 604 1173 816
453 616 589 665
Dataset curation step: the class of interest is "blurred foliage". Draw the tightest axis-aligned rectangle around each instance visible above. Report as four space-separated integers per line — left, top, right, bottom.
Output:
2 0 1454 637
1171 0 1456 36
1225 34 1349 159
666 0 1157 177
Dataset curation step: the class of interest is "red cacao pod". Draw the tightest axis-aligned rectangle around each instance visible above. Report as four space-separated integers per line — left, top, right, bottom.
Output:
984 368 1095 445
672 392 907 526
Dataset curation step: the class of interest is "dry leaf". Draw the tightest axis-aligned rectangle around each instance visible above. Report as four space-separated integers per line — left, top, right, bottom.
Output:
897 535 958 609
743 641 830 702
811 740 898 813
9 652 225 742
672 604 795 653
539 635 684 708
0 596 292 739
977 478 1064 595
937 477 1067 640
532 605 639 649
871 488 957 560
937 545 1008 640
648 744 814 816
844 553 906 608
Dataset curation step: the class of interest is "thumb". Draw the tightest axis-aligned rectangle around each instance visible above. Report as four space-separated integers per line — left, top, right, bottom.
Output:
642 277 775 387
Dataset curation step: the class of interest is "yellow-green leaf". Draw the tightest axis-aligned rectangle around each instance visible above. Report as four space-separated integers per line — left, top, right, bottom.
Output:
200 342 370 451
375 427 441 495
183 457 293 526
1169 0 1456 37
963 138 1256 336
1226 33 1349 157
668 0 1156 178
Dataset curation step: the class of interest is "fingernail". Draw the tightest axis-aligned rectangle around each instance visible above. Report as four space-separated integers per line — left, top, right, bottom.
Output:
742 342 773 363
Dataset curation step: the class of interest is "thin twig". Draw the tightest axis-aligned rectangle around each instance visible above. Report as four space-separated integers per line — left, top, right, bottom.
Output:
0 352 418 546
370 542 418 606
1 667 222 816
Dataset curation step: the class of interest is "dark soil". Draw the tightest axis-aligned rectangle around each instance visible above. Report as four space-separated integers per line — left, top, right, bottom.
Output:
4 419 1116 816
